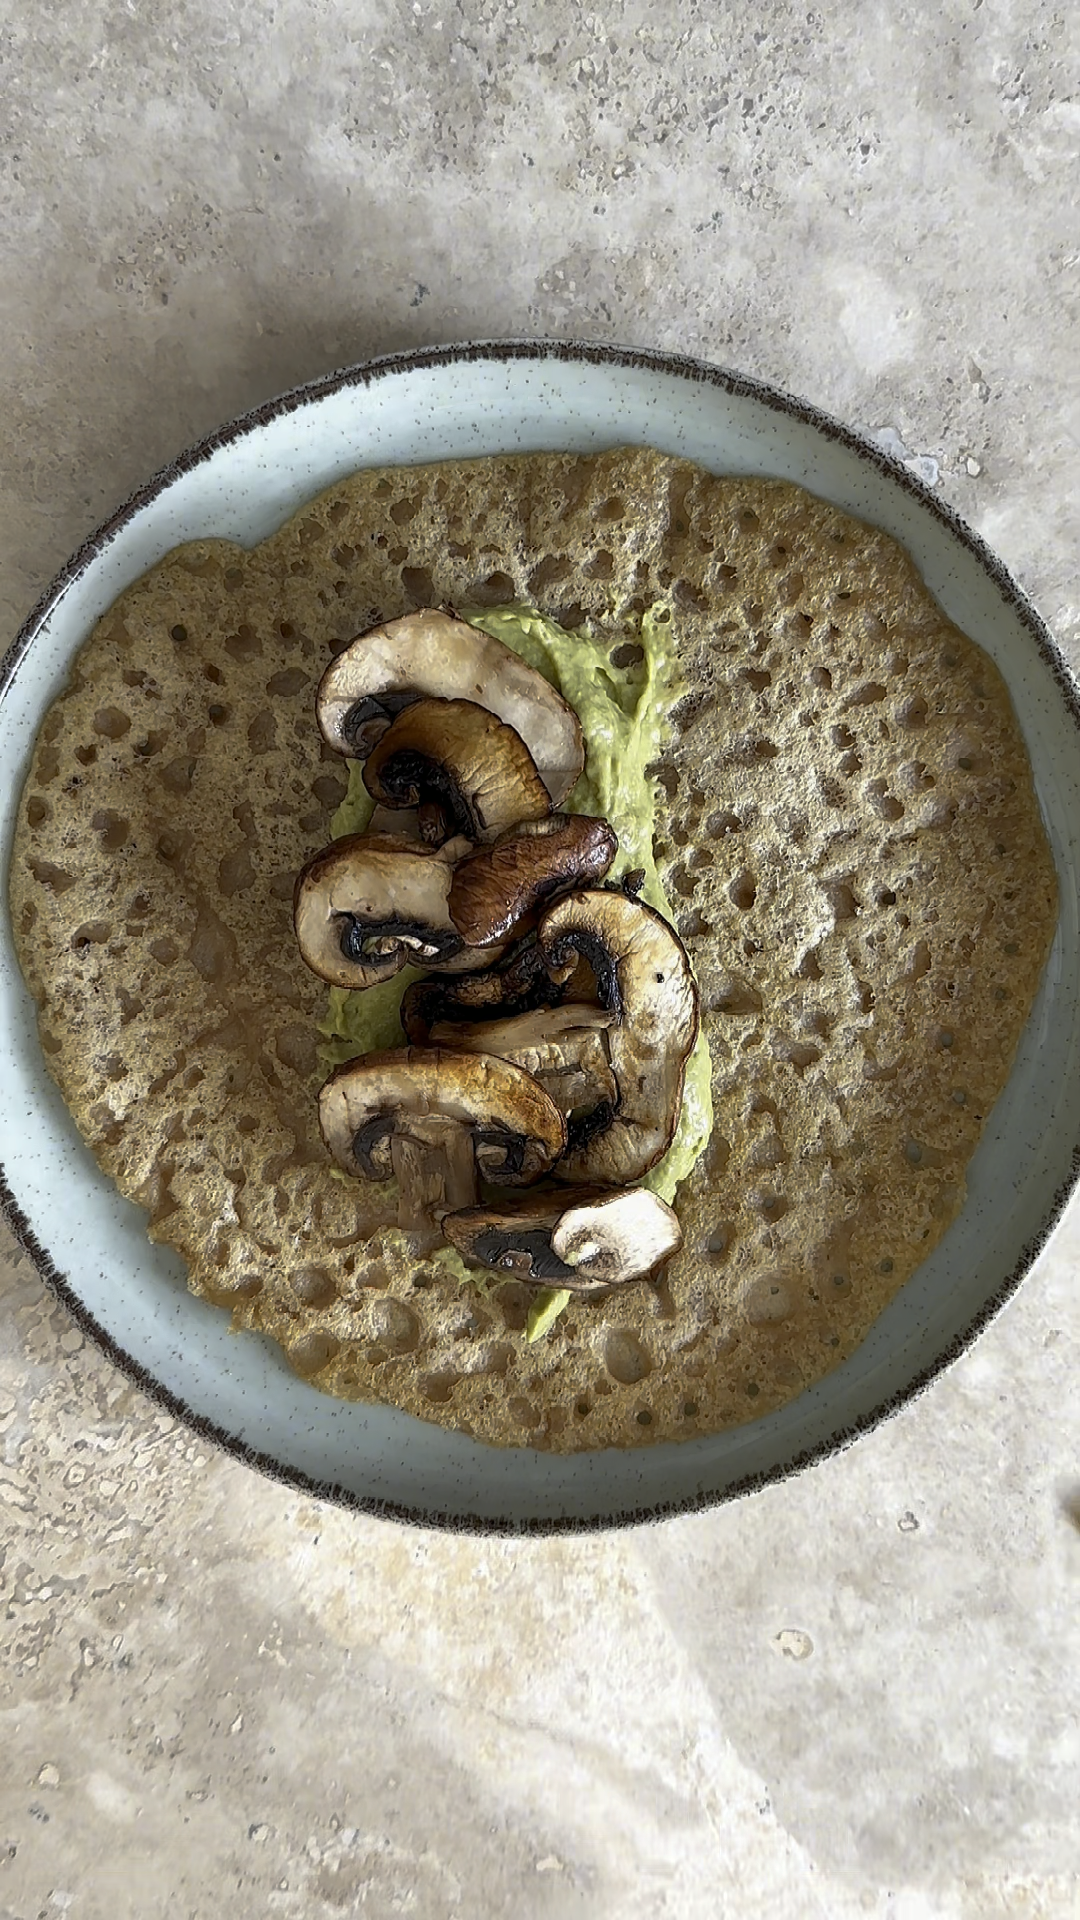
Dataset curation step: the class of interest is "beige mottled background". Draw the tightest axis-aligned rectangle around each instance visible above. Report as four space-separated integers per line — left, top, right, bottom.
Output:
2 4 1080 1916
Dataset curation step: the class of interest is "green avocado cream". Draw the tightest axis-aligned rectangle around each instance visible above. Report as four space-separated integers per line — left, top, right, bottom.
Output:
317 603 714 1335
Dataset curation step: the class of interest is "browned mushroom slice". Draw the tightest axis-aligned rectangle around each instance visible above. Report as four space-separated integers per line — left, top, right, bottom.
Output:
315 608 584 803
538 889 700 1185
363 698 552 846
442 1186 683 1290
293 831 498 989
399 936 574 1044
317 1046 566 1232
448 814 618 947
421 1003 618 1125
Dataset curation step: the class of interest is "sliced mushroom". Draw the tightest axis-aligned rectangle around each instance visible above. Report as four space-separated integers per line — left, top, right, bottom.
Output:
318 1046 566 1232
316 608 584 803
293 832 499 989
448 813 618 947
442 1186 682 1290
364 698 552 847
422 1002 618 1123
400 935 573 1044
538 890 700 1185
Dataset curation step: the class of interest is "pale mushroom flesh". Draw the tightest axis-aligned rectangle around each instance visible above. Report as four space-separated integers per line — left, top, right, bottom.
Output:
315 608 584 804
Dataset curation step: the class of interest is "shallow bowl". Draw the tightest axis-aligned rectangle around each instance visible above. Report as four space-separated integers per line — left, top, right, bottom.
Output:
2 340 1077 1532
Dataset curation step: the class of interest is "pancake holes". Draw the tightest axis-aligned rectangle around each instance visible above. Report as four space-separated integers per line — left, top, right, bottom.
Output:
312 773 347 808
148 938 177 965
267 669 309 697
678 909 711 941
865 779 904 821
473 569 517 605
371 1298 420 1353
729 871 757 911
610 642 645 670
71 921 110 950
898 694 928 728
217 849 255 896
527 554 571 596
226 624 261 661
203 662 224 684
744 1276 794 1325
492 1283 529 1332
907 940 932 981
808 664 832 689
170 624 188 642
92 809 129 851
825 881 858 921
25 797 48 827
290 1332 340 1376
604 1330 652 1385
291 1266 338 1309
777 1039 820 1073
844 681 886 708
752 1189 789 1222
707 1224 733 1261
75 745 97 766
93 707 131 739
636 1408 653 1427
508 1396 542 1429
275 1025 316 1075
230 1273 263 1299
420 1373 460 1405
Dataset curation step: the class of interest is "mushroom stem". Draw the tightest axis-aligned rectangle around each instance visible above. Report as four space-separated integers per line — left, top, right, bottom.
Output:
390 1126 477 1232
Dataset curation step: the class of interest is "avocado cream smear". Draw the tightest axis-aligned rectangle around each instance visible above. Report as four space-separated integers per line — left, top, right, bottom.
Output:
318 604 714 1329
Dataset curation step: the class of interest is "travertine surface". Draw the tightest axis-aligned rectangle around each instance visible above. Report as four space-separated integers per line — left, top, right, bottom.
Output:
2 2 1078 1914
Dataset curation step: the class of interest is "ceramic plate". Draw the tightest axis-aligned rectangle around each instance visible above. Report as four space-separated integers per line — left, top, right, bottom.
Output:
2 340 1078 1533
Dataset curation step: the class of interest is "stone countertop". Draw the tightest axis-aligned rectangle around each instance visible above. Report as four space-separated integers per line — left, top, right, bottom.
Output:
2 5 1078 1916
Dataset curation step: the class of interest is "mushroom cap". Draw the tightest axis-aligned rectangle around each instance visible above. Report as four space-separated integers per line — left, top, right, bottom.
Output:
441 1185 682 1290
293 831 497 989
318 1046 566 1186
315 609 584 804
363 698 552 846
447 813 618 948
538 889 701 1184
